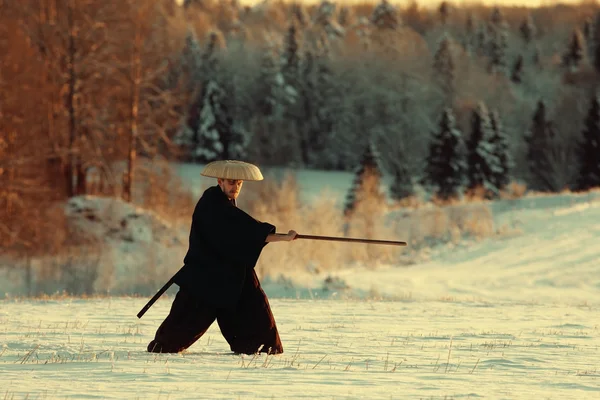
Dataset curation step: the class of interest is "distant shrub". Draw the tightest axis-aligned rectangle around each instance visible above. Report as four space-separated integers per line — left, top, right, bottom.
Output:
31 244 105 296
500 181 528 199
388 201 496 248
464 185 490 202
243 171 404 276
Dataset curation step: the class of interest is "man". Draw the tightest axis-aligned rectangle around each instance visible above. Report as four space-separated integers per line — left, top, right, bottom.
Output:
147 160 297 355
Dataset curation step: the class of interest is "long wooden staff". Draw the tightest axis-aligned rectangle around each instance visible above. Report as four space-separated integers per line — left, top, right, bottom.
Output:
137 233 407 318
290 234 407 246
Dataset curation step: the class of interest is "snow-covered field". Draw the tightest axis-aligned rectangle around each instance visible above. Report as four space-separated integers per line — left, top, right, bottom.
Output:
2 165 600 399
1 297 598 399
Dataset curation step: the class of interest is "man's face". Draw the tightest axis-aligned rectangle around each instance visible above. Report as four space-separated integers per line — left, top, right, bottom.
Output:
218 178 243 200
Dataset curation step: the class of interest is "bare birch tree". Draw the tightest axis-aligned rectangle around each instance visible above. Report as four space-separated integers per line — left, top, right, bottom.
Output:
16 0 114 198
104 0 187 202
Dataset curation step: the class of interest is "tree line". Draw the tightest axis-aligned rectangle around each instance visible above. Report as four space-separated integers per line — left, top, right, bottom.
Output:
176 0 600 200
2 0 600 256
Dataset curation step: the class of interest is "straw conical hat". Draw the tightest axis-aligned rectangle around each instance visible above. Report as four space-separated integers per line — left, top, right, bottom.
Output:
201 160 264 181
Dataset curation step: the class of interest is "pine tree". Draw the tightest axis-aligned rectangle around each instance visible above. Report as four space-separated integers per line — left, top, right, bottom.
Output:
195 80 224 162
174 30 204 158
256 46 285 119
282 23 301 89
525 100 556 191
181 30 203 83
178 31 226 162
201 31 224 79
594 12 600 73
467 102 499 197
196 80 247 162
433 35 455 98
343 140 385 217
423 108 467 201
511 54 524 83
370 0 400 30
532 45 542 69
193 34 246 162
368 0 401 58
337 6 352 27
290 38 337 168
463 13 476 54
281 22 302 150
576 94 600 191
476 24 488 57
389 145 413 201
353 15 372 51
490 7 502 25
466 13 475 35
582 17 593 58
489 110 512 193
313 1 344 40
298 48 315 165
290 3 309 27
583 17 592 43
310 47 336 167
563 28 587 70
489 28 508 75
343 141 388 262
519 15 536 44
526 100 547 170
439 1 450 25
252 45 287 165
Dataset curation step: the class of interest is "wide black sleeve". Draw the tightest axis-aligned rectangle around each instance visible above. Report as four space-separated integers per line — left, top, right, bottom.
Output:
195 201 276 268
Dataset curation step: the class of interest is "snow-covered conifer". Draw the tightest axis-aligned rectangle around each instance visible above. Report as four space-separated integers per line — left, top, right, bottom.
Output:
562 28 587 70
525 100 556 191
467 102 499 197
389 145 414 201
344 140 385 217
511 54 524 83
576 94 600 191
489 110 512 194
423 108 467 201
489 28 508 75
519 15 536 44
433 35 455 98
370 0 400 30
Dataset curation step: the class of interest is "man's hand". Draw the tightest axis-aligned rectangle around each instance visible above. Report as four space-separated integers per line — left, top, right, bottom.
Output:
266 230 299 243
286 230 298 241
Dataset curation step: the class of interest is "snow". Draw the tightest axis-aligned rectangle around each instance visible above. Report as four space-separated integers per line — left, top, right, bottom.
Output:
2 165 600 399
64 195 186 295
1 299 598 399
65 195 178 246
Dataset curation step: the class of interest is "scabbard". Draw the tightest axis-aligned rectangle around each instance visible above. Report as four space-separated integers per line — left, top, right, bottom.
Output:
137 276 176 319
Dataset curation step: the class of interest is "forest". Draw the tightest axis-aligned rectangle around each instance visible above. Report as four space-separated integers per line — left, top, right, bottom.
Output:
2 0 600 263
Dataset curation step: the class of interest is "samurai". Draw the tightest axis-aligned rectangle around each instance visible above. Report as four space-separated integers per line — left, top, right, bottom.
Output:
147 160 297 355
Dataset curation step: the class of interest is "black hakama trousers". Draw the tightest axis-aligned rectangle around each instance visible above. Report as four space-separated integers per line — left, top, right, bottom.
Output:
147 269 283 355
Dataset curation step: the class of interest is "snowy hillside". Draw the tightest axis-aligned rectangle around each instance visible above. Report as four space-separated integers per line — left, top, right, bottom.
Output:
174 163 600 306
63 196 187 294
2 164 600 306
267 198 600 306
0 195 188 297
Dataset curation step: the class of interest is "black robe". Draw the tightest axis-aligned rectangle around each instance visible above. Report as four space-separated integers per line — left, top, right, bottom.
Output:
173 185 275 308
148 185 282 354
